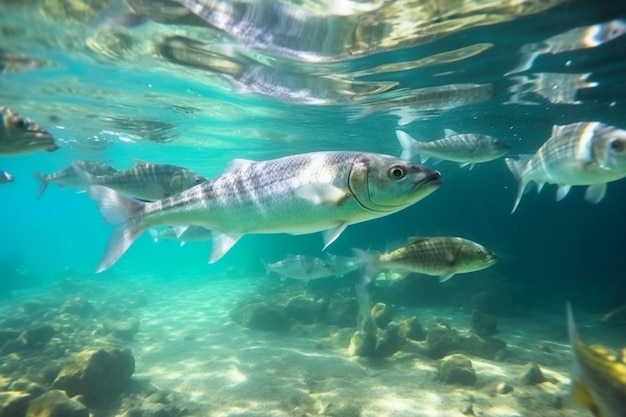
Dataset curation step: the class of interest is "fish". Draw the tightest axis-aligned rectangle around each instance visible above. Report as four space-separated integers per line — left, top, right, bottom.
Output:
263 255 337 281
567 303 626 417
35 160 118 199
504 122 626 213
0 106 58 155
82 151 442 272
0 170 14 184
149 225 212 246
355 236 496 284
396 129 510 169
78 160 207 201
325 253 363 277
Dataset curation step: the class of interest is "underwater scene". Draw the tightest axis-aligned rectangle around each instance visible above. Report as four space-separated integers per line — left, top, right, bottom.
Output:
1 0 626 416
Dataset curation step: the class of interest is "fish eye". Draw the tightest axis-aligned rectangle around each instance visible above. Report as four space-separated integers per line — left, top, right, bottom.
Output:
610 138 626 152
388 166 407 180
194 176 203 184
15 118 27 129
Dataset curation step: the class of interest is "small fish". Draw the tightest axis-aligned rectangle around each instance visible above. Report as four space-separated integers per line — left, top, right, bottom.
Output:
0 170 14 184
505 122 626 213
81 151 442 272
263 255 336 281
35 160 118 199
149 225 212 246
396 129 510 169
567 303 626 417
355 236 496 284
79 160 207 201
0 106 58 155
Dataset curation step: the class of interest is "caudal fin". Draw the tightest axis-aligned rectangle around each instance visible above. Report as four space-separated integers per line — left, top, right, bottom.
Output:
87 185 146 273
504 155 532 213
352 248 380 285
34 173 49 199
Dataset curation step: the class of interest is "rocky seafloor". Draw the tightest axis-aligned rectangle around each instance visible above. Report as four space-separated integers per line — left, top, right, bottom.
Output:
0 271 619 417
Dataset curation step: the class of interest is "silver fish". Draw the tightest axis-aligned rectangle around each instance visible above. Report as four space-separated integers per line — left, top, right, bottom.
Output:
355 236 496 283
35 160 118 199
149 225 212 246
263 255 336 281
567 303 626 417
396 129 509 169
83 151 442 272
79 160 207 201
505 122 626 213
0 106 58 155
0 170 14 184
325 253 363 277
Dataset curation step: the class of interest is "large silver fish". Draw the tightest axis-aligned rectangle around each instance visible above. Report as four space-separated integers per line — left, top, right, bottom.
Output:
355 236 496 283
567 303 626 417
263 255 336 281
0 106 58 155
35 160 118 199
505 122 626 213
83 151 442 272
396 129 510 169
80 160 207 201
0 170 14 184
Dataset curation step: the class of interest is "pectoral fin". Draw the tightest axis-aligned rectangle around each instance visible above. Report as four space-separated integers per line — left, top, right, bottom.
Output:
439 273 455 283
322 222 348 250
585 183 606 204
209 231 242 263
556 185 572 201
295 184 350 206
173 225 189 238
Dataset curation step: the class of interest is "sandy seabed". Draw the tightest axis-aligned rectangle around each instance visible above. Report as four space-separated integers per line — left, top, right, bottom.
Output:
1 274 605 417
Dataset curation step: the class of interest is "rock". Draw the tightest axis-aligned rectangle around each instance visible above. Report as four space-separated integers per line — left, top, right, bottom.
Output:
370 303 391 329
471 310 498 337
52 347 135 406
285 296 326 324
374 322 403 358
437 354 476 385
424 320 462 359
0 391 31 417
25 390 88 417
60 298 94 317
397 317 426 341
9 380 47 397
104 317 140 340
20 325 55 349
0 339 26 355
22 301 53 316
324 298 358 328
230 302 289 331
347 330 376 357
518 362 544 385
459 332 507 360
496 381 514 394
460 403 474 415
323 402 361 417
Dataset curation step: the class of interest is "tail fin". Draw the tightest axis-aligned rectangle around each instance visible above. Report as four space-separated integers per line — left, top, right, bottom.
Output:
395 130 422 161
504 155 532 213
34 173 49 199
352 248 380 285
87 185 146 273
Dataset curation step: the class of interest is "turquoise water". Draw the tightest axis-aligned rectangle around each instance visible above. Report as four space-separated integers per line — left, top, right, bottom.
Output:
1 1 626 415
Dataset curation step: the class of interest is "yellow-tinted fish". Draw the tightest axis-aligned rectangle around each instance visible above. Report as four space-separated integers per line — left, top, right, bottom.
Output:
567 303 626 417
0 106 58 154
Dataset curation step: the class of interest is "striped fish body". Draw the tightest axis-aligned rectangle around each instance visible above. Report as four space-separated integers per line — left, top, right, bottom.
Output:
266 255 335 280
0 106 58 155
87 151 441 272
376 236 496 282
87 161 207 201
506 122 626 212
568 304 626 417
396 129 509 168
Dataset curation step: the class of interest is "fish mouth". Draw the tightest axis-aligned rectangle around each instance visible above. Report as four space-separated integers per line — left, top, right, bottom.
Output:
414 171 442 189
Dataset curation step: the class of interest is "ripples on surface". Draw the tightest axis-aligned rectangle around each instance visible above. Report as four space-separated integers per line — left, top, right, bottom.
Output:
0 0 625 159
